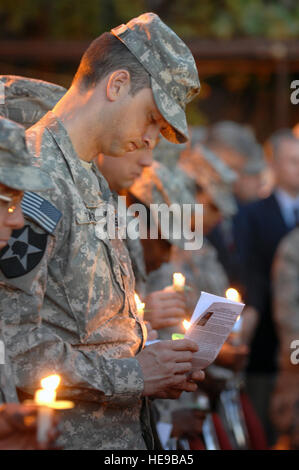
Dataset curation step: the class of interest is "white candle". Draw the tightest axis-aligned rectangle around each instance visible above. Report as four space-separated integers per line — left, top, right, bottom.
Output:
34 388 56 404
34 375 60 444
34 391 54 444
183 319 191 331
225 287 242 303
173 273 185 292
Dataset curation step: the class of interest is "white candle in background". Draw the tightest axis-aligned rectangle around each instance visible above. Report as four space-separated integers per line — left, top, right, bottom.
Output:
134 292 145 320
225 288 243 342
173 273 185 292
225 287 242 303
183 319 191 331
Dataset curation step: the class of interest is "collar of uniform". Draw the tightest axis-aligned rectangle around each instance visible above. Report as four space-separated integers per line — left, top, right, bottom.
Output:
43 111 104 207
91 161 112 203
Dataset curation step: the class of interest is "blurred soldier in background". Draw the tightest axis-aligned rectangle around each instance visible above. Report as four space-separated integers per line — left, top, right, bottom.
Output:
96 147 188 334
237 129 299 445
177 133 237 296
203 121 266 294
0 117 58 449
271 227 299 450
205 121 266 205
130 137 249 364
129 142 258 449
0 75 66 128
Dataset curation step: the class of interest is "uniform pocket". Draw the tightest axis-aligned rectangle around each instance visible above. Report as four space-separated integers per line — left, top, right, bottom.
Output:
1 293 21 326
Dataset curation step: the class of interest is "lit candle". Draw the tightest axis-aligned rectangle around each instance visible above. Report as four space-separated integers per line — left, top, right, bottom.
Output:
171 319 191 340
134 293 145 320
173 273 185 292
225 289 244 342
25 374 74 443
34 374 60 444
183 319 191 331
225 287 242 303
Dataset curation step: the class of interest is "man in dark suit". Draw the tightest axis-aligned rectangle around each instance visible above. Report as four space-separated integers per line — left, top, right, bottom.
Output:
236 129 299 444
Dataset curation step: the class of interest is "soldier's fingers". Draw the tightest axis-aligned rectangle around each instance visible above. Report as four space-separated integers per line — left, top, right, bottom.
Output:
189 370 205 382
160 290 185 301
158 312 185 323
180 381 198 393
161 295 186 306
159 317 184 328
161 306 186 317
174 362 192 375
172 350 193 363
162 389 183 400
170 373 190 387
4 406 37 431
171 376 198 393
171 338 198 352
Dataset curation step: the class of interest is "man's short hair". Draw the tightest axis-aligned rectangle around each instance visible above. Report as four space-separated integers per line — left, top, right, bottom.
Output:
72 32 150 95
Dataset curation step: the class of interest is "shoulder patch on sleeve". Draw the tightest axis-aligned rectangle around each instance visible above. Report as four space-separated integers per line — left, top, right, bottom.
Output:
0 225 48 278
21 191 62 234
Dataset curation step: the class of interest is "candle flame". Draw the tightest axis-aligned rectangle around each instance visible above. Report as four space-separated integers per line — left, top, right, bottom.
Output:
173 273 185 290
134 293 145 314
35 388 56 405
225 288 241 303
32 374 74 410
183 319 191 331
41 374 61 392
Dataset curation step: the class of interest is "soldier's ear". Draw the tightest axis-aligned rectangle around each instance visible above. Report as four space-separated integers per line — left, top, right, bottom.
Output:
106 70 131 102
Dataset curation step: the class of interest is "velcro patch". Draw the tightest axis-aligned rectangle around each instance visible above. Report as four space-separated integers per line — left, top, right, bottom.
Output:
21 192 62 234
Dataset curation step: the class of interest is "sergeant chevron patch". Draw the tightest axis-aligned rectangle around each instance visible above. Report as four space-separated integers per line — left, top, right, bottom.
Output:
21 192 62 234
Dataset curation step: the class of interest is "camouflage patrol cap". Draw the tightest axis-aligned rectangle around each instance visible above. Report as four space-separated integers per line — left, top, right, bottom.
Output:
179 141 238 217
153 136 186 169
0 117 53 191
130 160 195 208
111 12 200 144
130 161 196 248
206 121 266 175
0 75 66 129
189 125 207 146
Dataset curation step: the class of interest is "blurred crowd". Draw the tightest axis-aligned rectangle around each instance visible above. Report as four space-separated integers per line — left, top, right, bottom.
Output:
0 12 298 451
115 118 299 450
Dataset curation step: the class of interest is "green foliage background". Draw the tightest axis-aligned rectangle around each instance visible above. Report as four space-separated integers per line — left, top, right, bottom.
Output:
0 0 298 40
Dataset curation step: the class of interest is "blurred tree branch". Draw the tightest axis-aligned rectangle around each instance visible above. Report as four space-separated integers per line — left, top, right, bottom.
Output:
0 0 298 40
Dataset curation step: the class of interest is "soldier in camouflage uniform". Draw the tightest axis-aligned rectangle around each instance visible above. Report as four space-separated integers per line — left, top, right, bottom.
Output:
95 147 153 297
0 117 59 449
131 139 252 444
0 13 204 450
271 228 299 449
129 160 195 327
131 139 248 367
0 75 66 128
96 147 189 331
0 117 53 403
130 140 237 327
176 136 238 299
